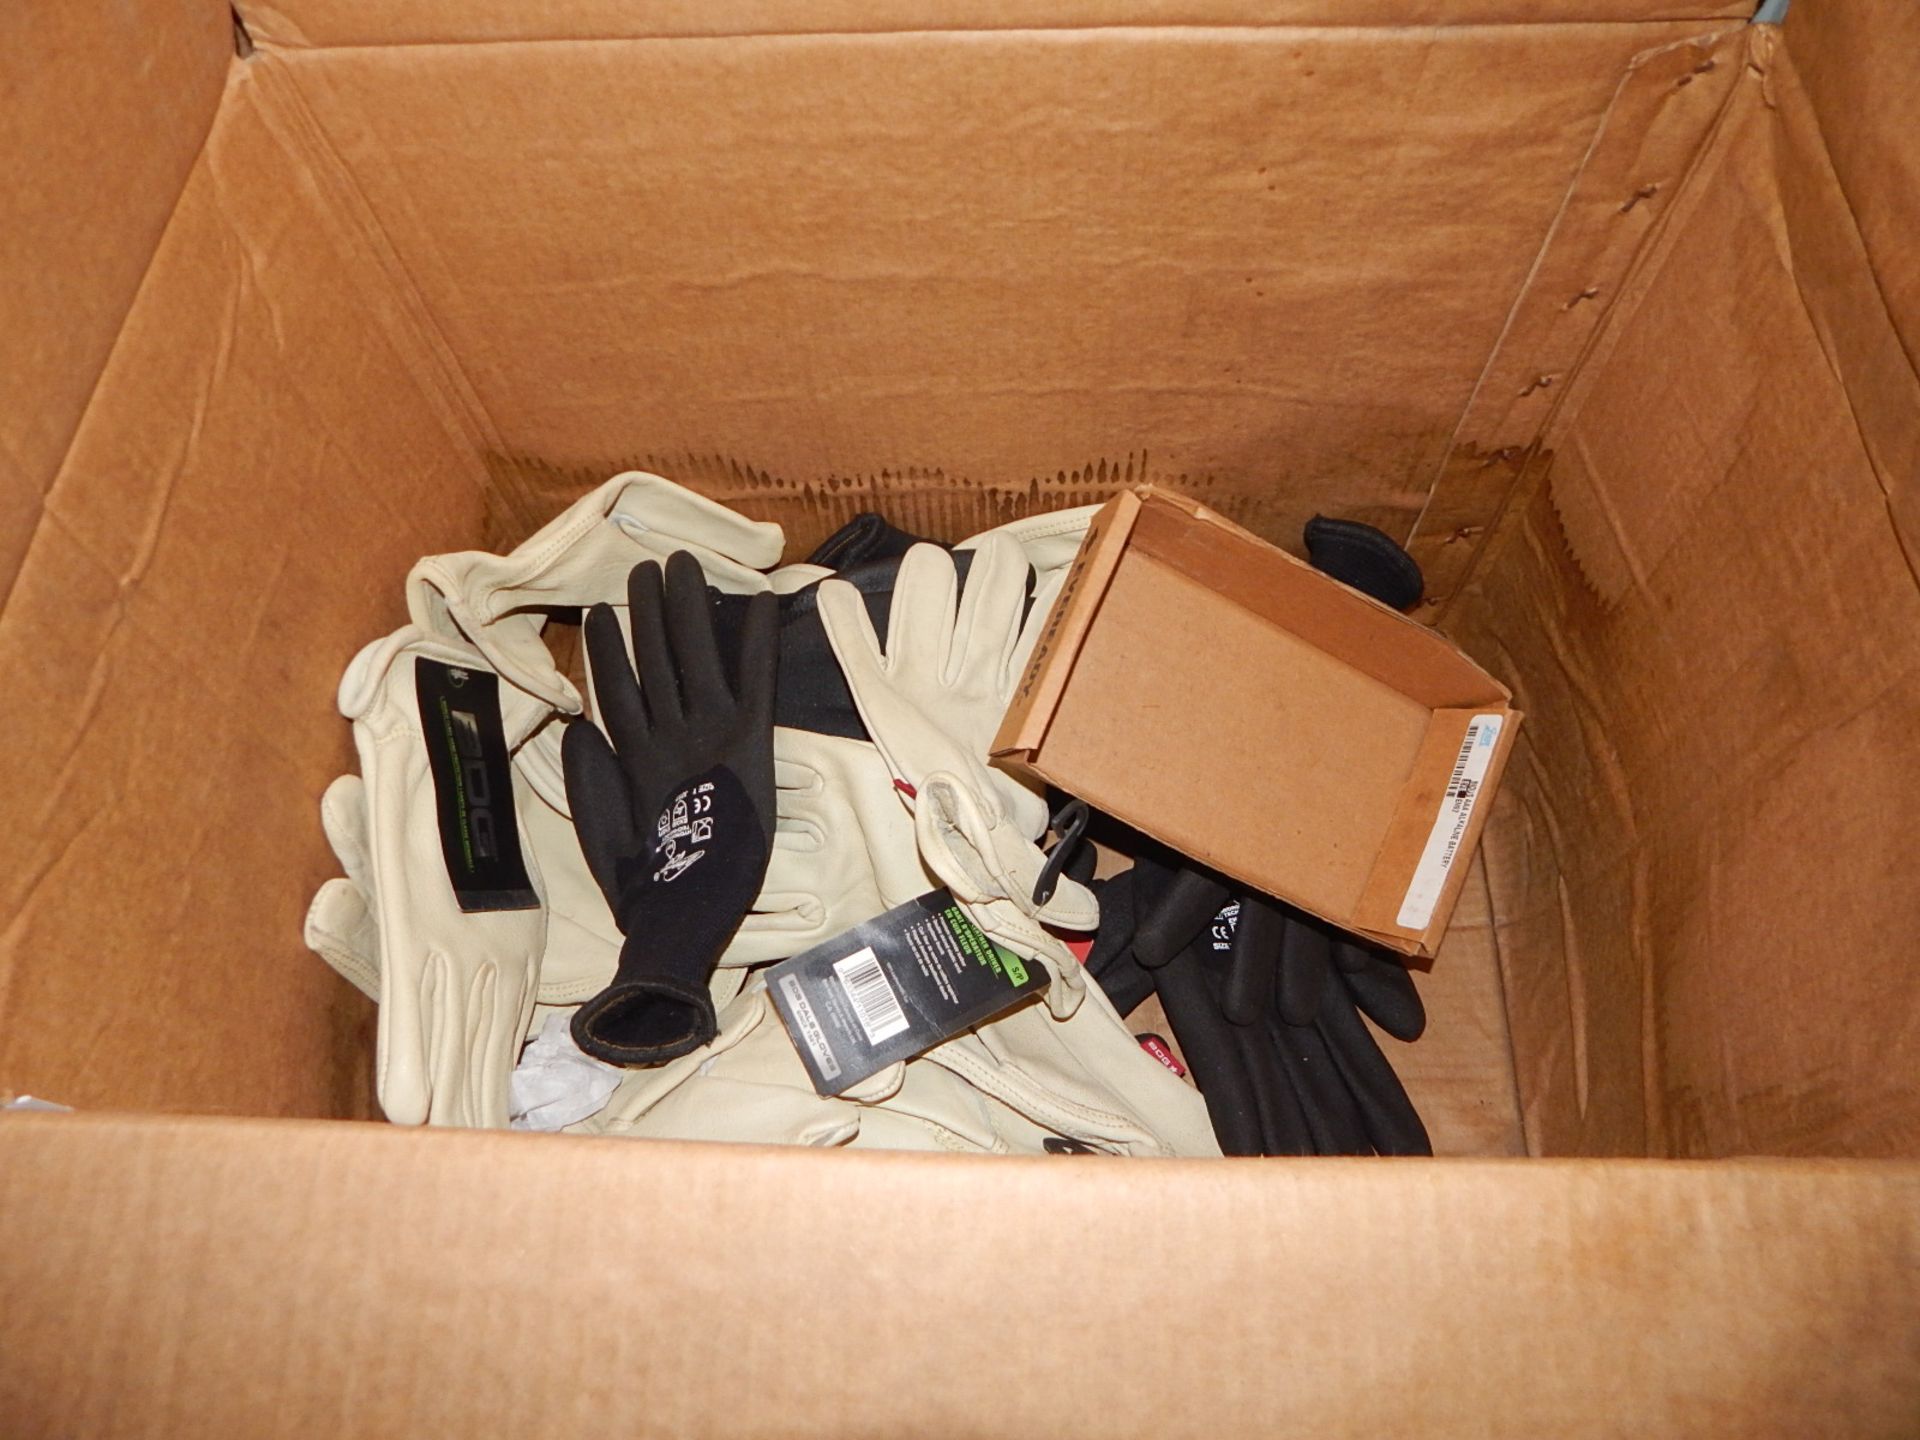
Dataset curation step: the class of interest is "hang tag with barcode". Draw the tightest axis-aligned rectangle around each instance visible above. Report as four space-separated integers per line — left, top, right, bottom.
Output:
766 889 1051 1096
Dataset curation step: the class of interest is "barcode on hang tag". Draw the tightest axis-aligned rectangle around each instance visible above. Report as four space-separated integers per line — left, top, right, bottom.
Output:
1398 714 1504 931
834 947 910 1046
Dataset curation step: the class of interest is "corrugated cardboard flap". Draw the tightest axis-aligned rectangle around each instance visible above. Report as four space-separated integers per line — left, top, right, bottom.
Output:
995 490 1140 757
4 1113 1917 1436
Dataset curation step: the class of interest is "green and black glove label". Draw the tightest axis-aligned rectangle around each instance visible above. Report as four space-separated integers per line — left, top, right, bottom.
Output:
415 659 538 913
768 889 1049 1095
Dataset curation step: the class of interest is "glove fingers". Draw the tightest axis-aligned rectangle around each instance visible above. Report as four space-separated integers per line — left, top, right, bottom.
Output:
733 589 779 724
304 878 382 1001
1330 936 1372 974
626 558 684 729
888 542 963 678
1133 866 1231 969
1084 869 1139 979
561 719 639 904
1271 1017 1373 1155
1233 1023 1313 1156
377 949 434 1126
1342 953 1428 1042
1156 945 1263 1156
1029 866 1100 933
609 472 787 573
464 962 501 1129
950 533 1027 689
662 549 732 715
1316 984 1432 1156
1303 515 1424 611
1090 946 1156 1018
583 601 645 739
1222 893 1284 1026
1276 910 1333 1026
813 576 895 761
319 774 372 890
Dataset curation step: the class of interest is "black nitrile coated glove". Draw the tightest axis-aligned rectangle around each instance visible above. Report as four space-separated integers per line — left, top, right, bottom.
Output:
1126 856 1231 970
1090 857 1433 1157
1085 870 1157 1017
564 552 777 1066
1303 515 1424 612
1158 936 1264 1156
1262 906 1432 1156
806 512 935 569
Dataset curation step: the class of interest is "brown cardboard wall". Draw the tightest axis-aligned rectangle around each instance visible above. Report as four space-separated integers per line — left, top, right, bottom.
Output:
5 1115 1918 1438
0 64 489 1118
236 0 1753 51
1444 29 1920 1158
1399 852 1529 1154
0 0 231 600
254 16 1739 553
1403 26 1743 611
1790 0 1920 379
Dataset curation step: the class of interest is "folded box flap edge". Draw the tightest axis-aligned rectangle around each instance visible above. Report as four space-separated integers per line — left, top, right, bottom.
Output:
993 490 1141 757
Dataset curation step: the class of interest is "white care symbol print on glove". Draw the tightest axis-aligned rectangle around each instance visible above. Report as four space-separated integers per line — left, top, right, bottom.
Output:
653 781 715 882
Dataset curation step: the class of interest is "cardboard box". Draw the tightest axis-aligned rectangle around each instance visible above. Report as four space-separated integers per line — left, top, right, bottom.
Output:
6 0 1920 1433
995 488 1520 957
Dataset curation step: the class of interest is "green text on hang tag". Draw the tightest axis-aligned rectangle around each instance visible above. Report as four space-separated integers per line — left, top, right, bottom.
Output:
766 889 1049 1095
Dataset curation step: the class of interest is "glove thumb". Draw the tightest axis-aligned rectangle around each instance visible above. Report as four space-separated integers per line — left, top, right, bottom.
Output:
912 772 1091 1017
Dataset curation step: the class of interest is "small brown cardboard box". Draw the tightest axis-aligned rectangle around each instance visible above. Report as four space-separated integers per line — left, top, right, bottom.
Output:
995 488 1521 957
5 0 1920 1434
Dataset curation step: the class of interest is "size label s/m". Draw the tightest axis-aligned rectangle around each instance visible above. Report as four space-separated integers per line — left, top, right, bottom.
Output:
1397 714 1503 931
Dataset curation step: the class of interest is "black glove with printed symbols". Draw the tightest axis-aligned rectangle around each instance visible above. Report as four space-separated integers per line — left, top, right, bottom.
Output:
564 551 778 1066
1097 855 1266 1156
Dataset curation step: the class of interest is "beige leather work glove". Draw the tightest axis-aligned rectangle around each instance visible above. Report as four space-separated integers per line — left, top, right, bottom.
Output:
957 504 1097 678
813 537 1098 1003
407 470 784 716
318 627 553 1127
575 981 1216 1156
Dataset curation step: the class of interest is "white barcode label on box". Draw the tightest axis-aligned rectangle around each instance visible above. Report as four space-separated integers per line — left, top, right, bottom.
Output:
834 947 909 1046
1397 714 1503 931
